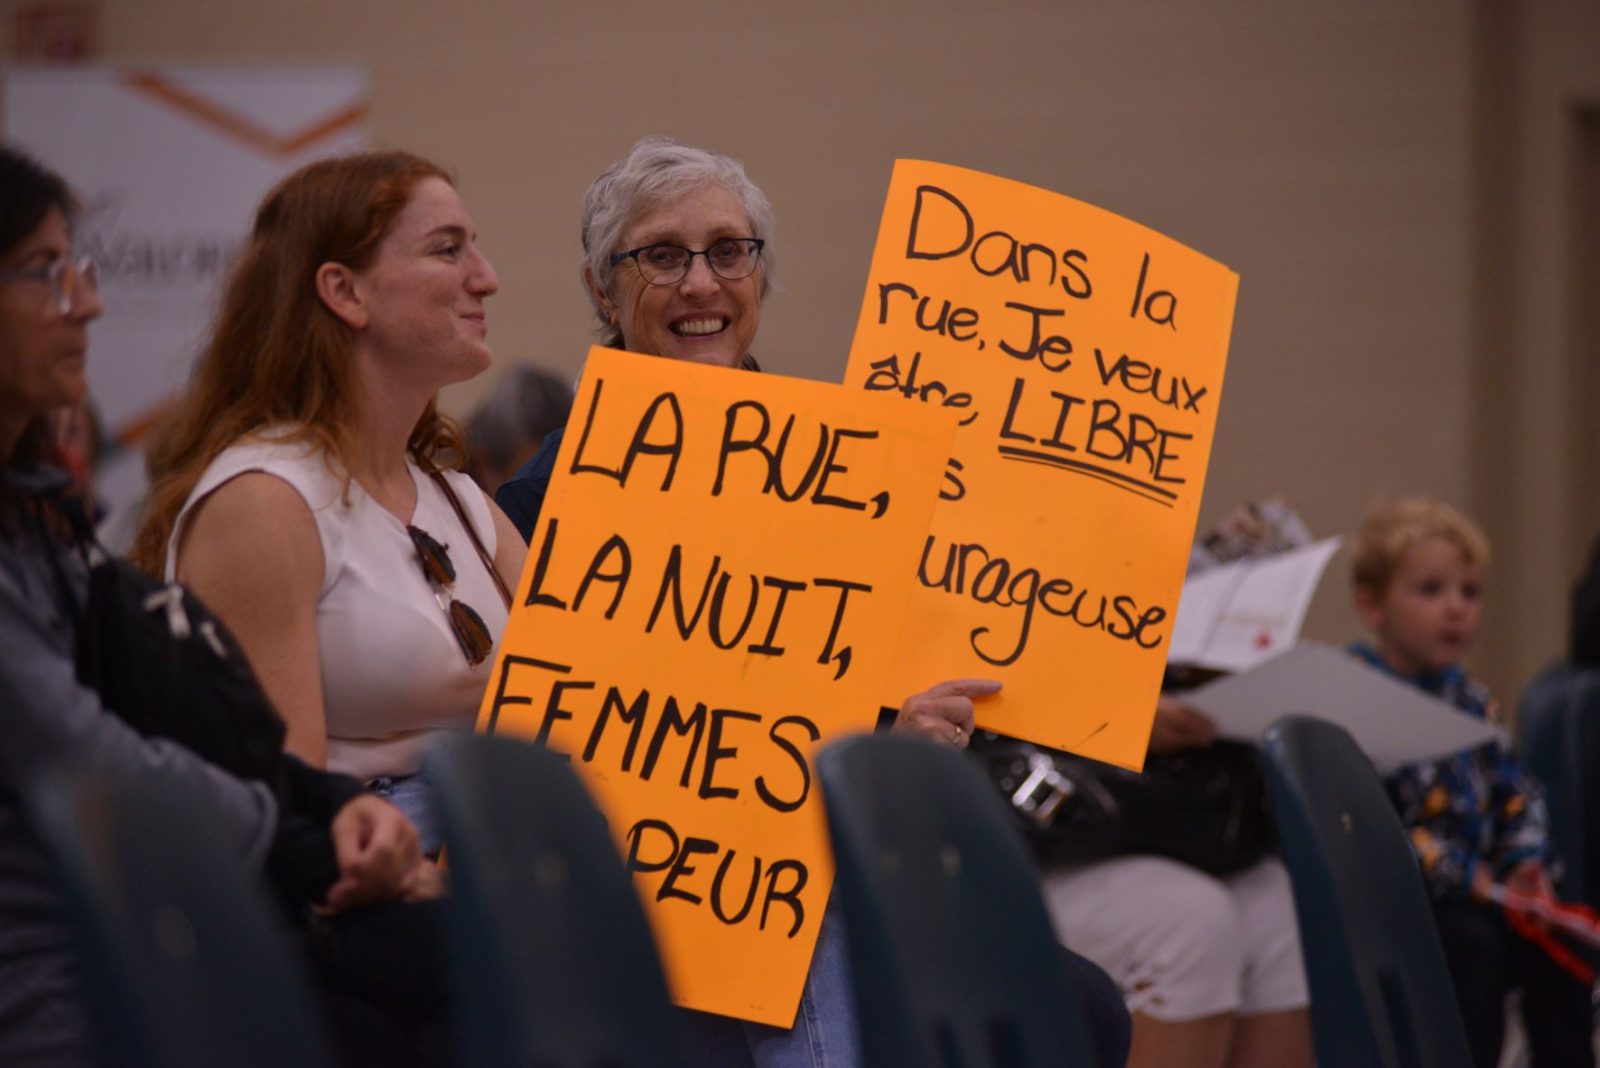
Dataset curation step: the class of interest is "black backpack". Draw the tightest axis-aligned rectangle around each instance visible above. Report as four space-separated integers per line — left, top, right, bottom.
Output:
42 492 360 904
75 537 290 787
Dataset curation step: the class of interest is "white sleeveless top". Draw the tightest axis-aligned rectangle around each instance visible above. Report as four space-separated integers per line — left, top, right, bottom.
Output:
165 435 509 781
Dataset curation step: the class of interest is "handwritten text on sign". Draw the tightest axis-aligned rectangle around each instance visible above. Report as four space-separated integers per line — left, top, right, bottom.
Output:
843 162 1238 769
479 347 955 1026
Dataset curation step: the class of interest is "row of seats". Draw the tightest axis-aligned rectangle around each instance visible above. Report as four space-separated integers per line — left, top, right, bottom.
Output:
33 713 1518 1067
1519 666 1600 916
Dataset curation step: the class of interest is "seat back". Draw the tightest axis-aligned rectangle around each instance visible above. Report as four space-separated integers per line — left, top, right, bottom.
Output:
1518 665 1600 910
817 733 1102 1068
427 732 690 1068
1260 715 1472 1068
31 773 331 1068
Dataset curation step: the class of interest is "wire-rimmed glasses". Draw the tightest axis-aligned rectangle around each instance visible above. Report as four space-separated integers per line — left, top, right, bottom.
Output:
0 254 99 317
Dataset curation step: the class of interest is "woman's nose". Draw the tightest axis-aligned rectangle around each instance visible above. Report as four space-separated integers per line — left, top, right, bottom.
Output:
677 254 719 296
67 284 105 323
470 248 499 296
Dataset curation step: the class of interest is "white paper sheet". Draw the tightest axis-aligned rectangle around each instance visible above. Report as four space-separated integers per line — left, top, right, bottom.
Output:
1182 642 1501 773
1168 538 1343 672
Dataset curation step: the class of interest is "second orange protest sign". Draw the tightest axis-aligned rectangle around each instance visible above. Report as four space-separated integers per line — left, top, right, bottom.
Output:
844 161 1238 769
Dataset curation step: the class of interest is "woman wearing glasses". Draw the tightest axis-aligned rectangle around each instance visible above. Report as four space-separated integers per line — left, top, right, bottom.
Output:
499 136 997 754
497 137 1129 1068
134 152 523 856
0 146 445 1066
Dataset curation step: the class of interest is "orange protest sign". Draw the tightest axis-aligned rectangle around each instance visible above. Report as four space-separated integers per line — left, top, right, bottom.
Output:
479 346 956 1025
843 161 1238 770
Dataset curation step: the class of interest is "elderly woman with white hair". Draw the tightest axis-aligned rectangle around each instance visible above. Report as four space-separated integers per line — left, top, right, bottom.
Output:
497 136 1131 1068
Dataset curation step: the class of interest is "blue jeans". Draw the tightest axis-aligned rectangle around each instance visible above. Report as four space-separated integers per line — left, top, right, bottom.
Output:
367 770 444 857
683 902 1130 1068
684 898 860 1068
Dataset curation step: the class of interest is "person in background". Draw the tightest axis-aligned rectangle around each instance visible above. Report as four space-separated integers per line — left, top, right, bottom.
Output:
463 362 571 493
133 152 524 857
1024 501 1313 1068
1351 497 1594 1068
1035 692 1312 1068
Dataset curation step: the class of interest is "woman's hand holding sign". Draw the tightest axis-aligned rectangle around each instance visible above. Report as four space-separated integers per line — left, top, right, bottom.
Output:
892 678 1003 749
1146 694 1218 755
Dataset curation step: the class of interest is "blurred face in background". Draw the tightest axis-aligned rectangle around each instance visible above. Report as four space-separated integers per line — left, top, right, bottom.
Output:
0 208 103 453
1357 536 1484 676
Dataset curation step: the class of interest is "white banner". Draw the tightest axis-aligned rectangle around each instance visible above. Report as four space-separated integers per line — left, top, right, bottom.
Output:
4 65 369 507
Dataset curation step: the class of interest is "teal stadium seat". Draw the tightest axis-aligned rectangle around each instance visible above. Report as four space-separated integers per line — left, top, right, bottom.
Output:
30 772 333 1068
817 733 1104 1067
427 732 692 1068
1259 715 1473 1068
1518 666 1600 912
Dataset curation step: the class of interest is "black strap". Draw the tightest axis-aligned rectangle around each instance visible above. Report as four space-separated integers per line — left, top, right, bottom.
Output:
429 469 512 610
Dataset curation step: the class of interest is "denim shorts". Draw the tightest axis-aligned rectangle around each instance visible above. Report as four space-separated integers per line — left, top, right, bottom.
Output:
366 769 444 858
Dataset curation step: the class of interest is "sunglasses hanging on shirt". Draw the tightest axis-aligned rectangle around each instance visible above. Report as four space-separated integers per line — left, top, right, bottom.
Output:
406 523 494 666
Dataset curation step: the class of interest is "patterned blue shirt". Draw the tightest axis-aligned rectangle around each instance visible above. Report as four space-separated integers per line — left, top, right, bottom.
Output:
1352 643 1555 901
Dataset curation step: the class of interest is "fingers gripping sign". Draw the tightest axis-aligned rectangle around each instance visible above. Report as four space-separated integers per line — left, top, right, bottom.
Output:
892 677 1003 748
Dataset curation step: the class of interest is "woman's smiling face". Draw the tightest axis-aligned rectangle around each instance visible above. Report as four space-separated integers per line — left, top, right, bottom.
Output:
599 183 763 369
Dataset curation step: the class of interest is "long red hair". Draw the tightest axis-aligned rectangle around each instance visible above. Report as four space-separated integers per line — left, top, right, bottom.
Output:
132 151 466 572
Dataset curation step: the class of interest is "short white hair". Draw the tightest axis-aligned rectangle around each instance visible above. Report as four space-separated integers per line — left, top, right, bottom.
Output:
581 136 776 346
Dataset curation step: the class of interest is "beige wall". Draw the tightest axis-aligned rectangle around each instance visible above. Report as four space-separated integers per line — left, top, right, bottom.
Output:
9 0 1597 700
1471 1 1600 702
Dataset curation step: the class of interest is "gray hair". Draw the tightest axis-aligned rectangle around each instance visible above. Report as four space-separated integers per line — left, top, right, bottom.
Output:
581 135 776 347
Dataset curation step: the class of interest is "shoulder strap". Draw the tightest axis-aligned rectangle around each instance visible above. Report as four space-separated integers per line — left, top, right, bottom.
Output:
430 469 512 610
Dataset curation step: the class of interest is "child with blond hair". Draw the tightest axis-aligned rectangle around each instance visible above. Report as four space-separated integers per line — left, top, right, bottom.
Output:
1350 498 1593 1068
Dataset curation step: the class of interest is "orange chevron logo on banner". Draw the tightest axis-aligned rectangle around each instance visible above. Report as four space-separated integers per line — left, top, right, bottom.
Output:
120 70 369 158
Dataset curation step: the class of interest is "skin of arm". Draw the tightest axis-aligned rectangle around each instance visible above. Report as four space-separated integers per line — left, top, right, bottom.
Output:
484 490 527 592
174 472 330 767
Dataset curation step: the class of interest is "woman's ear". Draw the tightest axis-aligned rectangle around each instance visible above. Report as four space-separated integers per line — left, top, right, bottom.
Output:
584 266 618 324
316 262 368 330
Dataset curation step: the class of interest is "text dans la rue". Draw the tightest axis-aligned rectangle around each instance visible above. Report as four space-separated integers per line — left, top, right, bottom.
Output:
860 183 1214 515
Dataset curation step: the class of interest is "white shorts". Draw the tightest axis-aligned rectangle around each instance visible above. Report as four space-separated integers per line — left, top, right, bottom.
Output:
1040 855 1309 1022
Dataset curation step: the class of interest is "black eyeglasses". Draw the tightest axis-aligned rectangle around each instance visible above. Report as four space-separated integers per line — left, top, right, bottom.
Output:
609 238 764 286
407 524 493 666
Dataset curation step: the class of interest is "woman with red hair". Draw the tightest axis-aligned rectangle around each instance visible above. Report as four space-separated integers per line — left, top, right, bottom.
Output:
136 152 524 856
